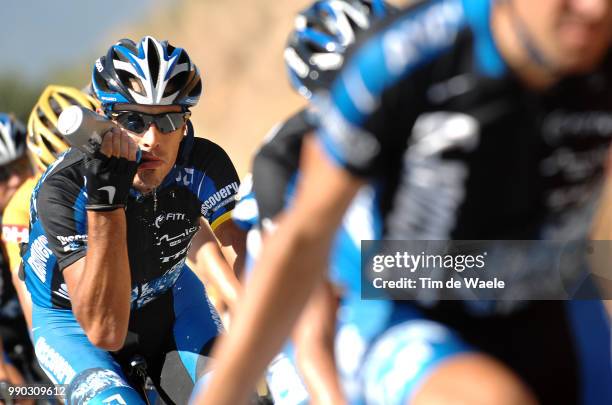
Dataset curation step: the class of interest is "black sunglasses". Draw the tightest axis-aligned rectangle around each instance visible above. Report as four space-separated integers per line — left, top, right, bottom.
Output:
107 110 191 135
0 156 32 182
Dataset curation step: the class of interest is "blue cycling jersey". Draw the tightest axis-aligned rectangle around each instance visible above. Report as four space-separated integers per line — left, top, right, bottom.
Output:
24 133 239 310
316 0 612 303
22 129 236 403
311 0 612 403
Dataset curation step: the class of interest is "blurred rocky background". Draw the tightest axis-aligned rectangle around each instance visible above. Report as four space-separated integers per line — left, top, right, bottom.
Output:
0 0 404 175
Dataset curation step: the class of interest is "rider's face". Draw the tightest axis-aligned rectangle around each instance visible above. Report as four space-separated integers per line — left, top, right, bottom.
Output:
112 103 186 194
514 0 612 73
0 155 32 211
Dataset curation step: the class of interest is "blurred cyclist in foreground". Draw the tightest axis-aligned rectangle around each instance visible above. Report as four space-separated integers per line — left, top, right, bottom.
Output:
199 0 612 404
22 36 243 404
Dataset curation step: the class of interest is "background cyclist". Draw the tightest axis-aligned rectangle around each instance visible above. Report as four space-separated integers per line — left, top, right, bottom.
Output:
0 113 34 404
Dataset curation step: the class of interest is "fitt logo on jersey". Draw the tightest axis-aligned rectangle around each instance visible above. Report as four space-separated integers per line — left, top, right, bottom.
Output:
154 212 186 229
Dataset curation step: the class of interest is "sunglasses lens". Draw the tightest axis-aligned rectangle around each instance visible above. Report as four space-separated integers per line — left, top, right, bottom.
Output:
112 111 188 134
118 112 147 134
156 113 186 133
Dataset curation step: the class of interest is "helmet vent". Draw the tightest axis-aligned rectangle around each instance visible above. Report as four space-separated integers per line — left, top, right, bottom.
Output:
40 132 60 156
93 69 113 93
117 70 145 96
113 49 131 64
189 79 202 98
147 39 161 88
165 71 187 97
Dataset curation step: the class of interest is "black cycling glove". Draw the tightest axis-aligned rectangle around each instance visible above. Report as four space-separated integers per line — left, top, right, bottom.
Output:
84 150 138 211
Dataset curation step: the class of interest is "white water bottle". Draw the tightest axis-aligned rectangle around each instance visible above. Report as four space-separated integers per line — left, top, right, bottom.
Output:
57 106 117 156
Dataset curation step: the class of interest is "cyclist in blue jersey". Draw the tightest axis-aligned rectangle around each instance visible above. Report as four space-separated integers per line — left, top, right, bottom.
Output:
23 36 244 404
199 1 612 404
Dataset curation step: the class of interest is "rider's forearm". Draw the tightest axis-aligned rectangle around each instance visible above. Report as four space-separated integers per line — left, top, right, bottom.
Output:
201 218 333 404
297 340 345 405
194 239 242 310
215 220 247 278
72 210 131 351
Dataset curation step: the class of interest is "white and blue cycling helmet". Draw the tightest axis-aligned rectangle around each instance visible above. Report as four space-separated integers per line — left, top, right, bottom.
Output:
92 36 202 110
284 0 395 99
0 113 27 166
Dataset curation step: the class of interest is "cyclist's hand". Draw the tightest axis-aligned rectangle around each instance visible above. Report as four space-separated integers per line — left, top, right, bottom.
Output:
84 128 139 211
99 127 139 161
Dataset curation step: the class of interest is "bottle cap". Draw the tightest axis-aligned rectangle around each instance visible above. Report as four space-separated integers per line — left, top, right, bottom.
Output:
57 105 84 136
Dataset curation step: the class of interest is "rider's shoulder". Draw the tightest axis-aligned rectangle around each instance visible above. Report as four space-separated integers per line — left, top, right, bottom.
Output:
35 149 86 198
40 148 86 180
257 108 312 156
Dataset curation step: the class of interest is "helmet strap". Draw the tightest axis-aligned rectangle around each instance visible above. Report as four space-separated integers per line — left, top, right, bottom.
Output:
176 119 194 166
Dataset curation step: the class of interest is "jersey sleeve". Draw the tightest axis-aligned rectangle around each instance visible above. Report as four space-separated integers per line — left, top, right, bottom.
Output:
191 139 240 230
33 172 88 271
231 174 259 231
252 111 308 222
252 151 294 223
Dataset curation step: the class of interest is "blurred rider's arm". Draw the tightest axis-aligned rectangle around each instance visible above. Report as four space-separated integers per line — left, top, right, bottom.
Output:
63 128 138 351
292 280 344 405
199 135 363 404
254 149 346 404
